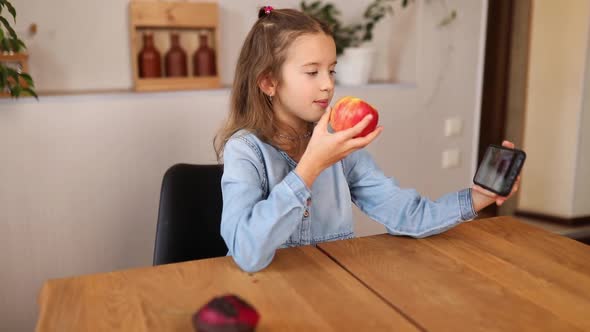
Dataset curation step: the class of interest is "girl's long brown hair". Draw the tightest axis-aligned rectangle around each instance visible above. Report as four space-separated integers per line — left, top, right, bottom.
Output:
214 8 332 161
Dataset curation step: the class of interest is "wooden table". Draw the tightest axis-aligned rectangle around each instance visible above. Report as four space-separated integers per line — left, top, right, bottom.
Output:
36 217 590 331
36 246 418 331
318 217 590 331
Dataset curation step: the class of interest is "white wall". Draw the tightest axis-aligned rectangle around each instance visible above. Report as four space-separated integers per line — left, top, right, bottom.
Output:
518 0 590 218
575 27 590 216
0 0 488 331
575 106 590 216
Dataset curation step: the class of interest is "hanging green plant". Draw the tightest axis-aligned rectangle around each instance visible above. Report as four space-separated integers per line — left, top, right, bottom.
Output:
0 0 37 98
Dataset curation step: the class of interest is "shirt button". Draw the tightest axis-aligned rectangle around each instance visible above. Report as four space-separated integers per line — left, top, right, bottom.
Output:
306 198 312 206
303 210 310 218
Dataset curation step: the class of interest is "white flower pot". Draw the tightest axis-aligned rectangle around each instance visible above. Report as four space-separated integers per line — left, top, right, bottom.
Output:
336 47 376 86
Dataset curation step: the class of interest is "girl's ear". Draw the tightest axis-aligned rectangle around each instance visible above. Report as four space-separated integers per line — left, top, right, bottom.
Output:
258 73 278 97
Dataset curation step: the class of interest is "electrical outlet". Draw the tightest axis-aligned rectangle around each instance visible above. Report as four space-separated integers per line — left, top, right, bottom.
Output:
442 149 461 168
444 118 463 137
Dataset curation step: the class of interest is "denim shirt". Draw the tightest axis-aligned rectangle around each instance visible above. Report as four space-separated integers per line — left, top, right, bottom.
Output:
220 130 477 272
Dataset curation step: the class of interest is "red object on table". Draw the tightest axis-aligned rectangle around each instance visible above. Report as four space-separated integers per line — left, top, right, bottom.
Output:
193 294 260 332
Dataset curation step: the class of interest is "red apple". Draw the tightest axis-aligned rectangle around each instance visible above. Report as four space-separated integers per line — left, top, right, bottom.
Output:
193 294 260 332
329 96 379 137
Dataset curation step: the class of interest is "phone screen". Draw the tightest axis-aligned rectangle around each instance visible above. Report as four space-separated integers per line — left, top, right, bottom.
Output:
474 146 523 195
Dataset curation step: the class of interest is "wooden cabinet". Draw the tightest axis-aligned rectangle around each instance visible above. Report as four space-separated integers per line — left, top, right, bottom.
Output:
129 1 221 92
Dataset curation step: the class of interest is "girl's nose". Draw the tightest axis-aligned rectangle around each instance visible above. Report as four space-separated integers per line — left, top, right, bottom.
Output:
321 74 334 92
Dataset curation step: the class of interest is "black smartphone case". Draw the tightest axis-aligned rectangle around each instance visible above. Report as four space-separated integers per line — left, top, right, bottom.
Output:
473 144 526 197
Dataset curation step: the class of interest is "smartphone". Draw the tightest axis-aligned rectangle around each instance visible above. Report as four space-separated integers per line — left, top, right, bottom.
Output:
473 144 526 197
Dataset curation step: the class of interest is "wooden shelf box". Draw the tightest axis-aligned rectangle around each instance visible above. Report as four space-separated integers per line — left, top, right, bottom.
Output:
0 53 30 98
129 1 221 92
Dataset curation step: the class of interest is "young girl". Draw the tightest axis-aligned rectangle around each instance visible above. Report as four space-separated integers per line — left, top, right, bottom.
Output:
215 7 520 273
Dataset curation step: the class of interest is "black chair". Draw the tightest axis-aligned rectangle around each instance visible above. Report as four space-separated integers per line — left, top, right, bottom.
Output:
153 163 228 265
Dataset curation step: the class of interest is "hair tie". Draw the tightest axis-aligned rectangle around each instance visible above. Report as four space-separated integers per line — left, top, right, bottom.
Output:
261 6 274 15
258 6 273 18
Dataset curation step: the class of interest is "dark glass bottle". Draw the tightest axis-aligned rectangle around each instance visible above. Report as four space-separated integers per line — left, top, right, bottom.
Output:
165 33 188 77
193 33 217 76
138 33 162 78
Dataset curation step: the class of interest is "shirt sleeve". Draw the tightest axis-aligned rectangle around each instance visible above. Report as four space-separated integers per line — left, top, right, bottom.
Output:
343 149 478 238
220 137 311 272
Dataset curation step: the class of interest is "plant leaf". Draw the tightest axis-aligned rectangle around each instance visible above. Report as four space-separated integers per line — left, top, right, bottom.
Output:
5 0 16 22
0 16 17 39
5 66 19 80
9 36 19 51
0 66 7 89
300 1 307 11
23 87 38 99
310 1 321 11
1 37 10 51
20 72 34 87
10 85 21 97
438 10 457 27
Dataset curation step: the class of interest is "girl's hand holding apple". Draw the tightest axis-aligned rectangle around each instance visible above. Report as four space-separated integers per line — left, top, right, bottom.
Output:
295 96 382 188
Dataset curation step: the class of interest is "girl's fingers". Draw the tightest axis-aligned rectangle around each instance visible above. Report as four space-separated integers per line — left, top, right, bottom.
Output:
339 114 374 139
506 177 521 198
511 181 520 193
502 140 515 149
316 106 332 133
348 126 383 149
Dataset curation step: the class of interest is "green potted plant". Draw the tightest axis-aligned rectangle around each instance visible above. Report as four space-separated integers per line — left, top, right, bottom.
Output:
301 0 455 85
0 0 37 98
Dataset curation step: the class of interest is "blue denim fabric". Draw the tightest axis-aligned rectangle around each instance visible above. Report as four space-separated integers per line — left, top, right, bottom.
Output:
220 130 477 272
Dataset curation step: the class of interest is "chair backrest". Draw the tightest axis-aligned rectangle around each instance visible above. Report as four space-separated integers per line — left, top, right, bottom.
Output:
153 163 227 265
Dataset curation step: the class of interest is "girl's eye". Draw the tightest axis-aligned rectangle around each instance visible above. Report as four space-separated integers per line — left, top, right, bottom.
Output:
329 70 337 76
306 71 319 76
